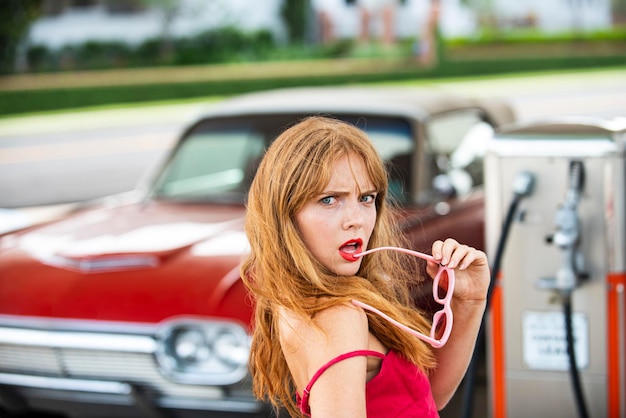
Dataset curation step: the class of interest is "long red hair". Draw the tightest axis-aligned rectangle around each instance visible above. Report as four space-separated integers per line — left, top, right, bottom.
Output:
241 116 435 416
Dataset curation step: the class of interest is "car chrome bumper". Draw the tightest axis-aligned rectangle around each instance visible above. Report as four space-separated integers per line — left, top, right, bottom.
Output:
0 373 271 418
0 373 133 394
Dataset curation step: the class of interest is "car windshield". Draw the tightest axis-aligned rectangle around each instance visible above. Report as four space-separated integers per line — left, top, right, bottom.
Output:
151 114 414 204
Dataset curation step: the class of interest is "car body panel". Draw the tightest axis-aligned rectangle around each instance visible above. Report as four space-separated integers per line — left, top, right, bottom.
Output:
1 201 250 324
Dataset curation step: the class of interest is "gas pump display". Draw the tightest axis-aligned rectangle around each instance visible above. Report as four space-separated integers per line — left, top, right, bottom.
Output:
484 117 626 418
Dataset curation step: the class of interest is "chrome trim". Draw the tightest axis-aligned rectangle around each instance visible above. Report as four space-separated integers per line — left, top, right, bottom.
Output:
498 116 626 135
0 314 158 334
607 144 625 272
488 138 617 158
43 254 160 273
0 373 132 394
0 327 156 353
159 396 265 414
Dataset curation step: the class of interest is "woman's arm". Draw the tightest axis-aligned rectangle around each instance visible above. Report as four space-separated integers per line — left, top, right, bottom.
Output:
425 239 490 409
278 303 372 418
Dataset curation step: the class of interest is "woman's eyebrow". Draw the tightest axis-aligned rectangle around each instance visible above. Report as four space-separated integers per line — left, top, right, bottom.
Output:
317 190 348 196
317 187 377 196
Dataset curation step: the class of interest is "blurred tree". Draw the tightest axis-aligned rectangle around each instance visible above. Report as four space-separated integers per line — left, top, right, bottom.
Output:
0 0 43 74
612 0 626 24
281 0 311 44
139 0 179 61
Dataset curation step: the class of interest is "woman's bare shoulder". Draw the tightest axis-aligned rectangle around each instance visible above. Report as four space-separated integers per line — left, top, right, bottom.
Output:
277 302 370 391
278 302 368 353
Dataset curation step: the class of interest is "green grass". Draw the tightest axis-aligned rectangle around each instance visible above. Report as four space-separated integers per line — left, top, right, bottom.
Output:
1 52 624 117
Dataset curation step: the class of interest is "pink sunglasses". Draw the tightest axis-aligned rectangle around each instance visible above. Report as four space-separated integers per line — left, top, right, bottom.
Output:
351 246 455 348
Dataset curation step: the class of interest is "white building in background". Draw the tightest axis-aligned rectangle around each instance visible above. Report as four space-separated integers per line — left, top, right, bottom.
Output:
27 0 614 50
28 0 286 49
492 0 612 33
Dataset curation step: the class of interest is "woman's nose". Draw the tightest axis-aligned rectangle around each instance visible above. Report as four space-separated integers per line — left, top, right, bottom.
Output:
342 200 365 230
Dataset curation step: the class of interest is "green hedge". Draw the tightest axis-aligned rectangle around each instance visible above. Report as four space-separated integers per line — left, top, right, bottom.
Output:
447 28 626 45
24 27 278 73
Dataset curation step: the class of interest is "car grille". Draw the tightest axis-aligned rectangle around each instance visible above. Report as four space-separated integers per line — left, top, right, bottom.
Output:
0 332 224 399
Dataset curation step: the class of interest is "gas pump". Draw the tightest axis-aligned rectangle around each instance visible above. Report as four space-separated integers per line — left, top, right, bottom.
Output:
484 117 626 418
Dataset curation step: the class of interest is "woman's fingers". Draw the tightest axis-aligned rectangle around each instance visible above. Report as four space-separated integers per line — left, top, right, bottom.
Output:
431 238 476 269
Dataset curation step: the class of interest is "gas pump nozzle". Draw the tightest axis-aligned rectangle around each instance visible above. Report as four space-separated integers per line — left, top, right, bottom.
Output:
512 170 535 198
537 160 591 418
538 160 588 294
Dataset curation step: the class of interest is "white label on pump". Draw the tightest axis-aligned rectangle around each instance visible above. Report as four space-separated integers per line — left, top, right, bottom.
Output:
522 310 589 371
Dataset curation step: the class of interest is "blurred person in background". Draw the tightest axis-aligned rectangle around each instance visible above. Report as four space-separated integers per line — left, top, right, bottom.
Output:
415 0 441 66
312 0 341 44
356 0 399 47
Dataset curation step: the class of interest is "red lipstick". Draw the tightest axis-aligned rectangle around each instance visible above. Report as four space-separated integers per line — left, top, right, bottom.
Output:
339 238 363 262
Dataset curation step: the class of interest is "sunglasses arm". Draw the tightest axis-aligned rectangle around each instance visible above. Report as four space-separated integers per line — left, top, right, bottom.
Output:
352 246 456 349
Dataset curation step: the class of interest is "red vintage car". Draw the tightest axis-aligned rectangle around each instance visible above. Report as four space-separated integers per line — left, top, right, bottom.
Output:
0 86 514 418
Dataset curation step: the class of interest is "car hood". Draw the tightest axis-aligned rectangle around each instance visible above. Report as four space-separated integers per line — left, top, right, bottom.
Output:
14 201 248 263
0 200 252 323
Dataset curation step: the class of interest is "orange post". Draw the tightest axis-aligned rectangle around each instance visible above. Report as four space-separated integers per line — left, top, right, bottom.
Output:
490 272 507 418
607 273 626 418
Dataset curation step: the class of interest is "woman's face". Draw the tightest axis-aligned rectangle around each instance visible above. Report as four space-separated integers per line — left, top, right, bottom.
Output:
295 154 377 276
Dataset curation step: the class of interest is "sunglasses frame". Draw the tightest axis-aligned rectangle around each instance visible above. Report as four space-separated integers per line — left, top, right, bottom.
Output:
351 246 455 348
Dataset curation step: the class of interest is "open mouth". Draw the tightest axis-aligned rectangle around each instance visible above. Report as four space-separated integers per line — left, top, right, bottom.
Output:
339 238 363 262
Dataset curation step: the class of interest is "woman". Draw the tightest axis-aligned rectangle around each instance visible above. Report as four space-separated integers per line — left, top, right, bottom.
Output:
241 116 489 417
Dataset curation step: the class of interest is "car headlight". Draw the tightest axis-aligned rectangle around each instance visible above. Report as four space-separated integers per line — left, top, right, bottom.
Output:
155 319 250 385
172 327 211 365
214 328 250 367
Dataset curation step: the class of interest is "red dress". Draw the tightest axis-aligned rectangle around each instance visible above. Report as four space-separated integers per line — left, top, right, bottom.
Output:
296 349 439 417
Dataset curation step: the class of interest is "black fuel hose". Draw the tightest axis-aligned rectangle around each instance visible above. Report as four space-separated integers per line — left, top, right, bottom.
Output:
460 170 535 418
459 192 523 418
561 160 590 418
563 293 590 418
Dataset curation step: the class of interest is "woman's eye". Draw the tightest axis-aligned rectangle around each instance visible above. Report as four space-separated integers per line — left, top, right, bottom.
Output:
360 194 376 203
320 196 336 205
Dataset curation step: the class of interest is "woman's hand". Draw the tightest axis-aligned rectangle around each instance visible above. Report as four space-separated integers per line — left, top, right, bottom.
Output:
426 239 490 409
427 238 490 303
